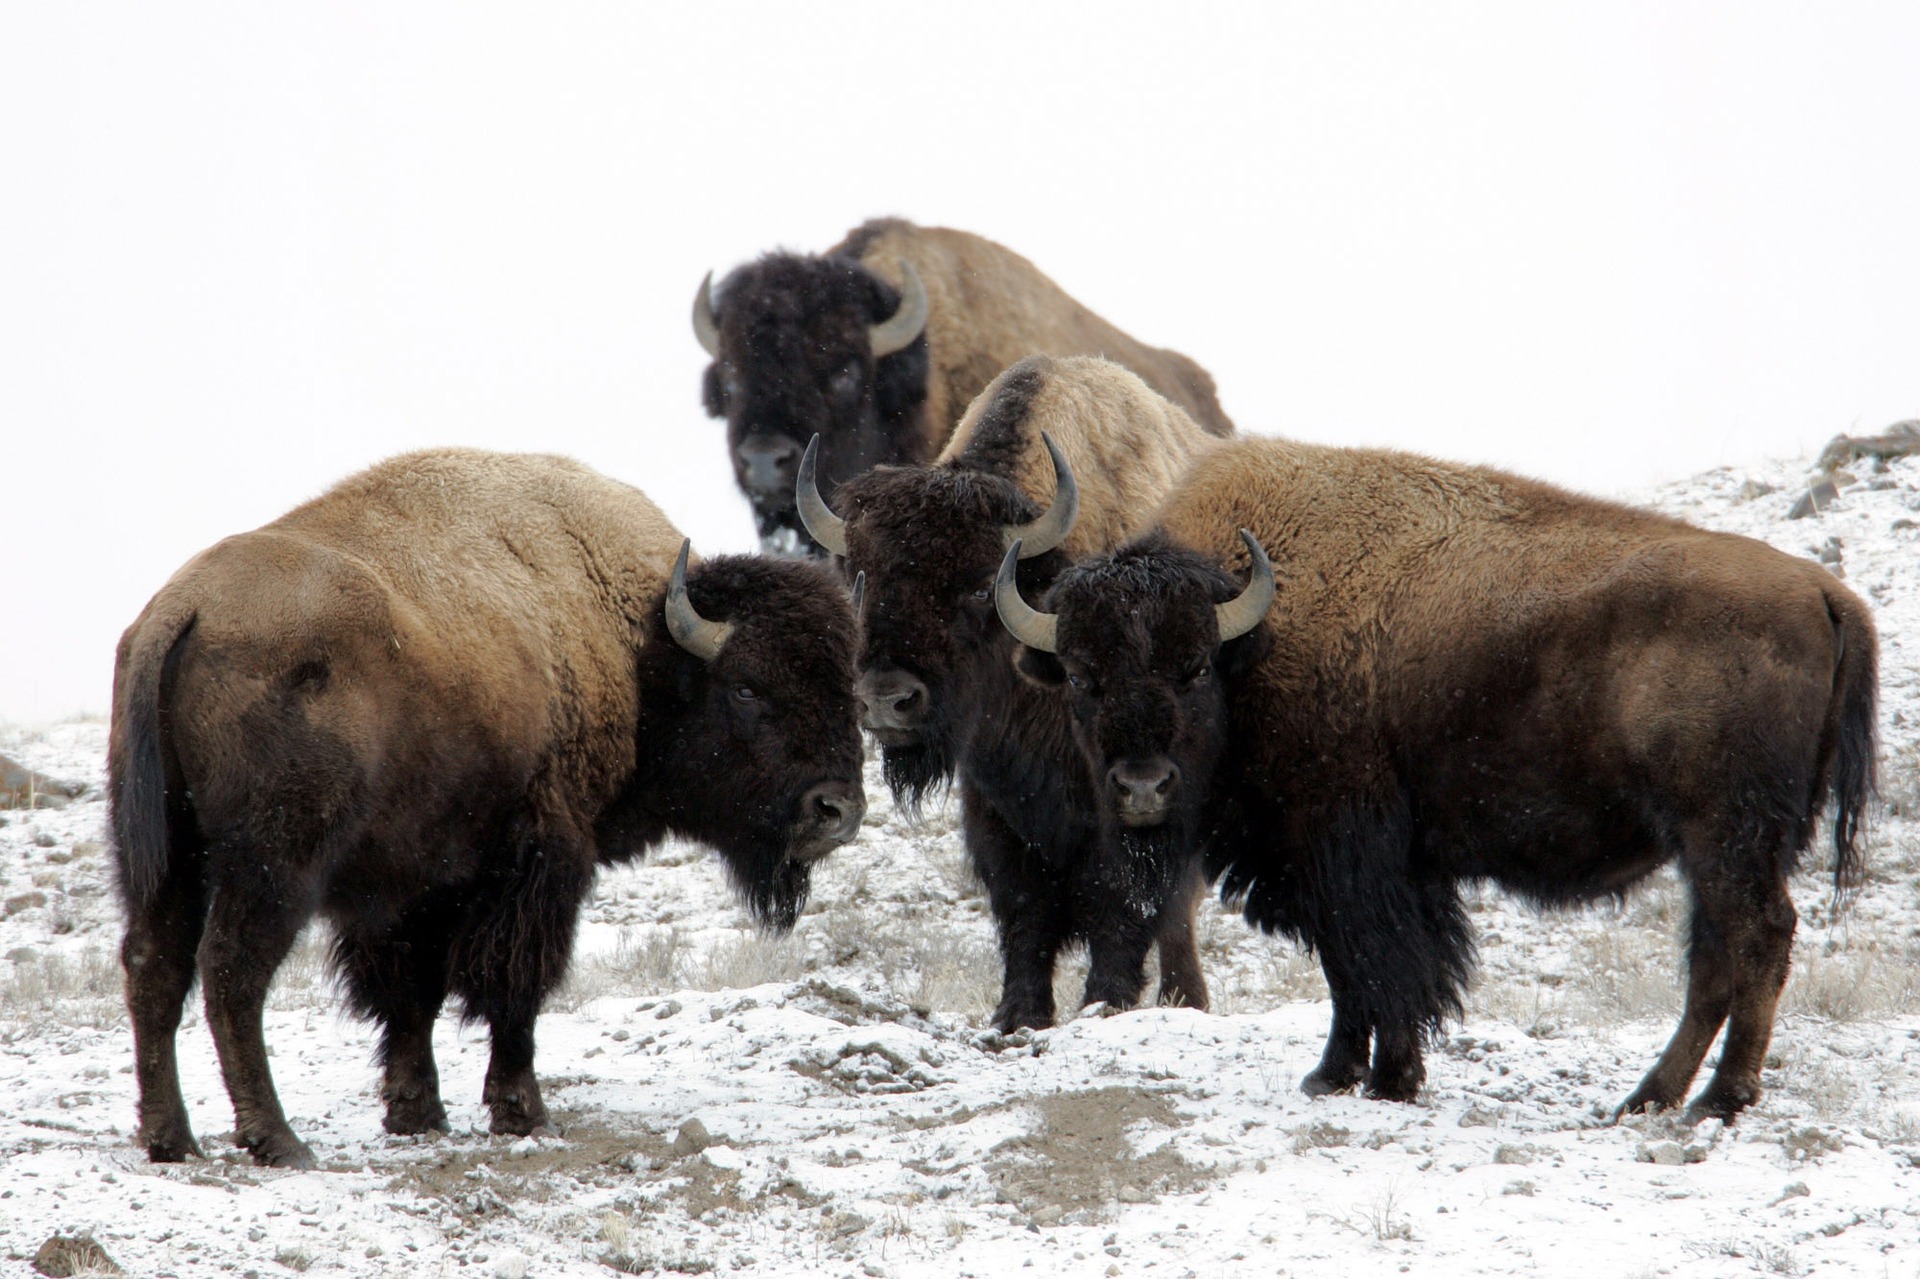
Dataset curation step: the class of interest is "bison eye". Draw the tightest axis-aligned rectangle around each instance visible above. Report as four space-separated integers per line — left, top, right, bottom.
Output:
733 685 759 702
1183 660 1212 685
828 363 863 401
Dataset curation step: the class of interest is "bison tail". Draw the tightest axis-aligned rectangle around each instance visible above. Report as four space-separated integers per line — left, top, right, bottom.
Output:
1821 588 1878 897
108 608 198 910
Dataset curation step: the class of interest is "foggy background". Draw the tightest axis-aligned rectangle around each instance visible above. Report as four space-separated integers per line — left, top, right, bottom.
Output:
4 3 1917 724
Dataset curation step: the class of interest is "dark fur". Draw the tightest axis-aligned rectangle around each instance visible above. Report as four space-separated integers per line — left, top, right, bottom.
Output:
837 470 1207 1032
702 252 932 548
1030 522 1878 1118
109 458 860 1167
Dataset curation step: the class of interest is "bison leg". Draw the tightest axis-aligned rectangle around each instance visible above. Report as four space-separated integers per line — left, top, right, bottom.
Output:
451 823 595 1137
1685 871 1797 1121
1151 861 1210 1012
962 785 1065 1032
1301 962 1372 1097
197 861 319 1169
333 901 456 1136
121 857 209 1162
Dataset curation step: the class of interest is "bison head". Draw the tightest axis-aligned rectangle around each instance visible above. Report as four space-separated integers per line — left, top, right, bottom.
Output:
994 532 1273 857
694 254 930 555
799 435 1079 811
635 543 866 929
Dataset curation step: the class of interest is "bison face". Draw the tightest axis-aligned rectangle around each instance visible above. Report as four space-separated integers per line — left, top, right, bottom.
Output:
998 535 1273 856
816 444 1079 813
694 254 930 555
638 552 866 930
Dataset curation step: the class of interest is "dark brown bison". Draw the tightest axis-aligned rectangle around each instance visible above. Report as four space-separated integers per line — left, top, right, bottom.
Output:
801 355 1223 1030
109 449 864 1168
695 217 1233 553
997 437 1878 1119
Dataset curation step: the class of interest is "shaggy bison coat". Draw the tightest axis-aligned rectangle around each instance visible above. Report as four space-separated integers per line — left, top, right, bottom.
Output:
1003 437 1877 1118
696 218 1233 552
810 355 1225 1030
109 450 864 1168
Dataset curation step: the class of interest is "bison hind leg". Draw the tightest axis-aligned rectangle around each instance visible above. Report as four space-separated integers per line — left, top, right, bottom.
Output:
122 852 210 1162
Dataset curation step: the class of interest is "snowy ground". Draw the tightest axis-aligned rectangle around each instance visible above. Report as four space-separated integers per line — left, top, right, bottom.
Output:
4 451 1919 1279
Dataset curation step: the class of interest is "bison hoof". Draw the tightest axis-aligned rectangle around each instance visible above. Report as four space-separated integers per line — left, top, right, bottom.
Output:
1683 1082 1759 1124
383 1097 451 1136
140 1125 204 1164
245 1131 318 1171
488 1096 551 1137
1300 1066 1364 1098
990 1003 1054 1034
1612 1084 1682 1123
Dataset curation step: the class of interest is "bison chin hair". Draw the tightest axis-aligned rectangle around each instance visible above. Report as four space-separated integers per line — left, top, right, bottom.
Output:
720 840 813 933
879 738 954 820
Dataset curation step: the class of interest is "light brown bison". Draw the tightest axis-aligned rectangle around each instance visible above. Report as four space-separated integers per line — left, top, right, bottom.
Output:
801 355 1224 1029
695 218 1233 552
998 437 1877 1118
110 449 864 1168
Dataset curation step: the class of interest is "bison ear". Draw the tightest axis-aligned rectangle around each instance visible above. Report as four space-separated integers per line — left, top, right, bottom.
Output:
702 363 727 418
1013 644 1067 688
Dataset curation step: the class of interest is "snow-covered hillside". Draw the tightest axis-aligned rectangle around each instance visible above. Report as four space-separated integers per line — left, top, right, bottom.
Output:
3 451 1917 1279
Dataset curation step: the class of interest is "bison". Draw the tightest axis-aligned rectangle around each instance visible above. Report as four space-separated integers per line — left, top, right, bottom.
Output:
109 449 865 1168
800 355 1223 1030
996 437 1878 1119
694 217 1233 553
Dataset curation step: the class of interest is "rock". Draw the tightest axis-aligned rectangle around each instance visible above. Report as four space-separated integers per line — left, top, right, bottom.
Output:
5 892 49 917
1788 478 1841 519
32 1235 121 1277
1736 479 1778 502
1816 420 1920 472
673 1117 712 1157
0 755 85 810
1457 1103 1505 1128
1639 1140 1687 1166
1493 1143 1535 1165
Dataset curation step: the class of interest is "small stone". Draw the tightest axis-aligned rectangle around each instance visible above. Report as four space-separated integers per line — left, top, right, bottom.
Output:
1502 1180 1536 1197
654 999 682 1019
5 892 48 917
673 1118 712 1157
1030 1206 1064 1227
1493 1144 1534 1165
610 1028 630 1042
1457 1103 1504 1128
1640 1140 1687 1166
1736 479 1778 501
832 1211 869 1238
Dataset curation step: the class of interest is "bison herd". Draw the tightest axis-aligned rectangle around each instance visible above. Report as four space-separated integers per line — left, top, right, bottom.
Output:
109 218 1879 1168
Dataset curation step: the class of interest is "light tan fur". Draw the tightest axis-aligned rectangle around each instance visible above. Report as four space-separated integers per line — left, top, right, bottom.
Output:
839 219 1235 457
115 449 684 828
938 354 1222 561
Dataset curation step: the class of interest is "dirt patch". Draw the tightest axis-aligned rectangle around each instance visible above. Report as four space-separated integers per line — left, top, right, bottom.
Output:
986 1086 1213 1223
383 1117 674 1218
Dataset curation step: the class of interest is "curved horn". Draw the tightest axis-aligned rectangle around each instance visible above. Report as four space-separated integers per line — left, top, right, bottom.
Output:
993 540 1059 653
1002 432 1081 560
868 263 928 358
1215 529 1276 642
850 570 866 618
794 434 850 557
691 270 722 357
666 539 735 663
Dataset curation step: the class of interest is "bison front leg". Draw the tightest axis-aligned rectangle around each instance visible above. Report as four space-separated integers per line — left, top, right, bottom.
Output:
1152 860 1210 1012
453 825 594 1137
962 786 1065 1032
198 862 320 1170
334 903 456 1136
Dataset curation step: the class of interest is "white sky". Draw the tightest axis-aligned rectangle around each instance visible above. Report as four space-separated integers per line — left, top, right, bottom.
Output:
3 3 1917 724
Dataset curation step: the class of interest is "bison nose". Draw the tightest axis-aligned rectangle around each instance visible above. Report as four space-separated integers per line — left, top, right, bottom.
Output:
792 781 865 861
738 435 801 496
1108 758 1180 825
857 669 929 733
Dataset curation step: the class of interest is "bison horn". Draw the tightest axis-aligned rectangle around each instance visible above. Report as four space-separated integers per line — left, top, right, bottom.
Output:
993 540 1058 654
692 271 722 357
1215 529 1276 642
795 435 850 557
1001 432 1080 559
666 539 736 663
850 570 866 618
868 263 928 359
